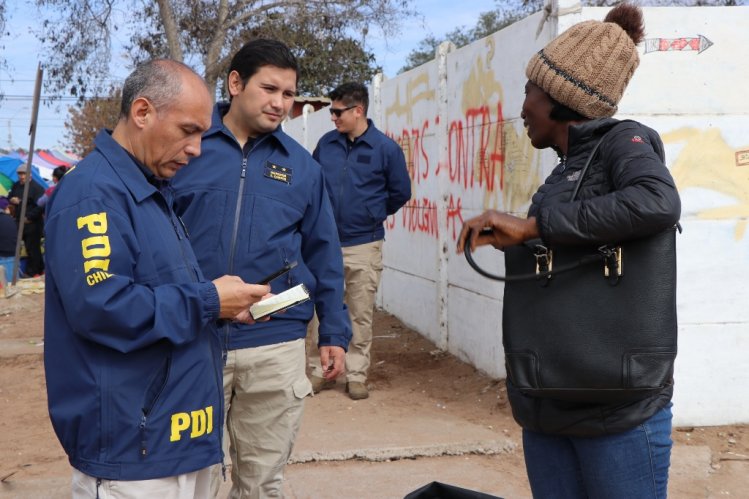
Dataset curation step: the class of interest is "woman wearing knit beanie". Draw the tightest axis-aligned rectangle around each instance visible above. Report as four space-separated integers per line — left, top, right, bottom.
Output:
458 4 681 498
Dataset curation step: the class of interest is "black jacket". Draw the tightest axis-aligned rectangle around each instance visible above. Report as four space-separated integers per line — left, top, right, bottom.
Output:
0 212 17 257
9 179 45 224
508 118 681 437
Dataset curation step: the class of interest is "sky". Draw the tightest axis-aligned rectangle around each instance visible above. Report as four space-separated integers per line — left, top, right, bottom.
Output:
0 0 499 151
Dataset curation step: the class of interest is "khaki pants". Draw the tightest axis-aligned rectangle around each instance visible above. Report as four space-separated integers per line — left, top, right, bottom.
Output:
72 466 212 499
212 339 311 499
308 240 383 383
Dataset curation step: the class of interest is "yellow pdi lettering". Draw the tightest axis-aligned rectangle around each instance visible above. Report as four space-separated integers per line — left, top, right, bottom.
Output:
170 413 191 442
81 235 111 259
77 212 108 234
86 271 113 286
77 212 112 283
171 406 214 442
84 259 110 273
190 410 206 438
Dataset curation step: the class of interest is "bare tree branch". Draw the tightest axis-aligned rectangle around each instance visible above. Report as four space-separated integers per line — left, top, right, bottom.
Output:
34 0 414 102
155 0 183 60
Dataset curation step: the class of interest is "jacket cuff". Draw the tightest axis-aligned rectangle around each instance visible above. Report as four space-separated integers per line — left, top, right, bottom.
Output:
317 333 350 352
199 282 221 321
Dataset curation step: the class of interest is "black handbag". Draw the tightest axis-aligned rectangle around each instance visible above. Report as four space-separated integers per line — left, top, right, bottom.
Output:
404 481 503 499
465 133 678 404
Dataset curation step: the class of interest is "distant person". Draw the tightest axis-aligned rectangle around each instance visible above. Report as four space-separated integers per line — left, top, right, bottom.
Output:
307 82 411 400
0 196 17 258
172 39 352 497
43 59 270 499
457 4 680 498
36 165 68 210
8 166 45 276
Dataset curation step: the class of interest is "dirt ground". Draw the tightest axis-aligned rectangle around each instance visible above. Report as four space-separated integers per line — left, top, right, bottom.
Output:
1 287 747 497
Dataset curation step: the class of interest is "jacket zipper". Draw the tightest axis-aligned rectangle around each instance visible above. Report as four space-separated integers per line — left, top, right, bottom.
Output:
227 154 248 275
282 249 292 287
210 320 226 480
139 414 148 456
139 356 172 457
223 146 251 364
338 142 349 223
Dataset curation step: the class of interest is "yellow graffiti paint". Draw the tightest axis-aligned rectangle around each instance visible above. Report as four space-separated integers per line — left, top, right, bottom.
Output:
664 127 749 240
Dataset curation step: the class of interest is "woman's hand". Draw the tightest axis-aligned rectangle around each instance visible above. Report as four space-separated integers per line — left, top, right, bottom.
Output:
456 210 540 253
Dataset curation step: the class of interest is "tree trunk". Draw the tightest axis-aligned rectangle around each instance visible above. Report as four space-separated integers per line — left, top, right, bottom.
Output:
202 0 231 101
156 0 184 61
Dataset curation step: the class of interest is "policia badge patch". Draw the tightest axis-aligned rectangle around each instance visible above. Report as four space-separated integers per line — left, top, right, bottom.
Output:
264 162 292 184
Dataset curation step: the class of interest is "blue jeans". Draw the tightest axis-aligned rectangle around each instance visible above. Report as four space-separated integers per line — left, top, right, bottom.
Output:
522 404 673 499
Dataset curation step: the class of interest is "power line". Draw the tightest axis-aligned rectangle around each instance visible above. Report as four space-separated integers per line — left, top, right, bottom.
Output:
0 78 123 83
1 94 112 102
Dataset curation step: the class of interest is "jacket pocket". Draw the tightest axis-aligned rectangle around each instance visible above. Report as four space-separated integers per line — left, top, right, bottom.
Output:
180 191 230 276
139 356 171 457
365 201 386 226
248 195 304 253
292 377 313 399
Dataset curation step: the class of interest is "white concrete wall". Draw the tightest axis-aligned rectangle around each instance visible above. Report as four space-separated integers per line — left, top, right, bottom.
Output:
285 4 749 426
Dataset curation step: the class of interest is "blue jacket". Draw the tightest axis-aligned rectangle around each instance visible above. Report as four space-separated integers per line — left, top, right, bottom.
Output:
172 103 351 352
44 131 224 480
313 119 411 246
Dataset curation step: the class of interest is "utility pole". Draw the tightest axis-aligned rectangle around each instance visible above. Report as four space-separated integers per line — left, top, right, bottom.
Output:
11 63 43 286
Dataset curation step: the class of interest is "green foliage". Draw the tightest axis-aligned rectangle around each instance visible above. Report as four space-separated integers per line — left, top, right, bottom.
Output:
227 5 381 96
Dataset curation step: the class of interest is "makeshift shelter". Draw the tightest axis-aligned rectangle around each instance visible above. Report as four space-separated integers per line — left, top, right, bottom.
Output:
48 148 80 164
0 156 50 196
38 150 69 167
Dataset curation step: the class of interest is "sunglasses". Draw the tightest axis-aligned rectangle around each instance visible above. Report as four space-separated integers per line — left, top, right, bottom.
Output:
329 105 357 118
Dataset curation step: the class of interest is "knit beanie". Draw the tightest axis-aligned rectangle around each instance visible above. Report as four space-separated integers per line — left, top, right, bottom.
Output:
526 3 645 119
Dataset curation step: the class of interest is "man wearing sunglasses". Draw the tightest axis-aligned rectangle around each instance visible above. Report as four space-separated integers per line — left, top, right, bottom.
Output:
308 82 411 400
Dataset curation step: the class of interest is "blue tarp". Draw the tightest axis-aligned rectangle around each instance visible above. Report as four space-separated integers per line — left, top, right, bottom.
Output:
0 156 50 189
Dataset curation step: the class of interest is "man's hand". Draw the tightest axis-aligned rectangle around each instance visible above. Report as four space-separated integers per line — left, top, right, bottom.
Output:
213 275 270 320
9 197 20 205
456 210 539 254
231 292 274 324
319 346 345 380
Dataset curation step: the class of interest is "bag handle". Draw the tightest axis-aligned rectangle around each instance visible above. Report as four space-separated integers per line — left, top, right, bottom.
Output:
464 130 611 282
464 242 605 282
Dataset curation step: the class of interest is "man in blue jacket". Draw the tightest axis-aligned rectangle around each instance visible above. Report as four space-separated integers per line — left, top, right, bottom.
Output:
44 59 270 498
172 39 352 497
308 82 411 400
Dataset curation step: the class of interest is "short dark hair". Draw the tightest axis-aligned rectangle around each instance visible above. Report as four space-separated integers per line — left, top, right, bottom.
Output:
329 82 369 115
52 166 68 181
120 59 199 118
228 39 299 89
549 96 588 122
